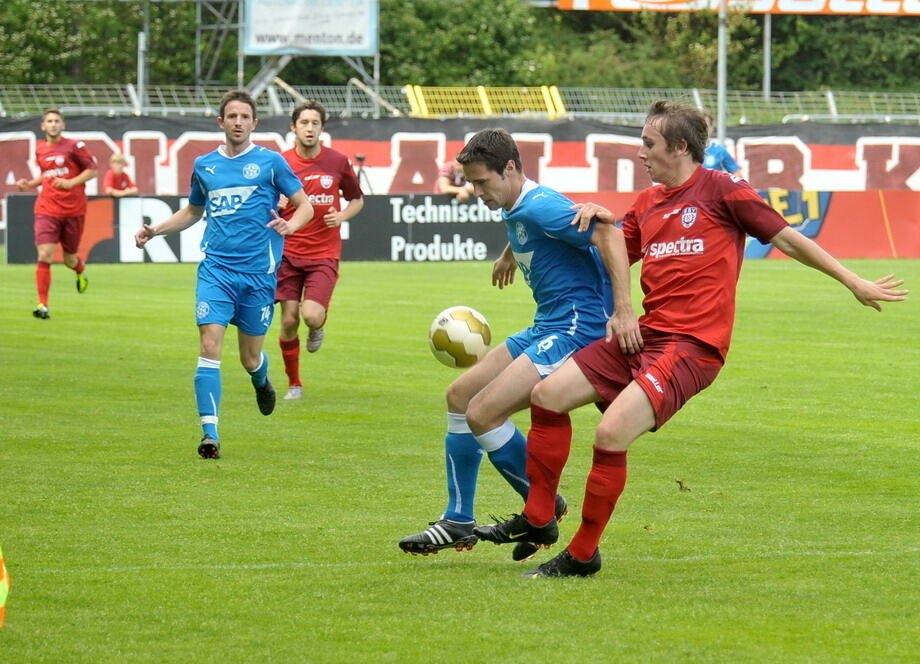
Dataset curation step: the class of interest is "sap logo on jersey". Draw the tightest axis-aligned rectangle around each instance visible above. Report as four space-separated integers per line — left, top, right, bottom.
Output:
207 186 257 216
646 237 705 259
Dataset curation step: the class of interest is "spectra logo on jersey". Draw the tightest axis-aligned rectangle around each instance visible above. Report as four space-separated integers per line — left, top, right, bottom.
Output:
646 237 705 259
207 186 257 216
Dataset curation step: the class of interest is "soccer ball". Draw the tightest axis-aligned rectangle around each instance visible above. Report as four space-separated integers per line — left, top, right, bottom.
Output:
428 306 492 369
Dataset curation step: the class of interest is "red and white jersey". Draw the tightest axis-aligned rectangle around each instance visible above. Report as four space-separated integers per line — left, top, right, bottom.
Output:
281 146 363 260
623 166 788 359
34 137 97 217
103 170 136 192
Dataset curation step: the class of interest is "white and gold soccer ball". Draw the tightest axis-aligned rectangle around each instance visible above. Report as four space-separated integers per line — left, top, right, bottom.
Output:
428 306 492 369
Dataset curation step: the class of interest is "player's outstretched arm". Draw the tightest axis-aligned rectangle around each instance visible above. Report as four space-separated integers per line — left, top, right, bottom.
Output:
590 223 642 353
769 226 908 311
571 202 616 233
492 243 516 290
135 204 204 248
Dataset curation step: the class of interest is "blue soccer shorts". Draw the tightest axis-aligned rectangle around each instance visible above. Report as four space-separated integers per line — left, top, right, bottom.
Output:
505 326 597 378
195 260 276 336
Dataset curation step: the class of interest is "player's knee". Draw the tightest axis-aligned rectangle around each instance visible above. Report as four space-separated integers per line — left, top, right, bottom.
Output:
594 419 629 451
280 311 299 332
239 352 260 372
302 303 326 329
531 380 562 411
445 380 471 413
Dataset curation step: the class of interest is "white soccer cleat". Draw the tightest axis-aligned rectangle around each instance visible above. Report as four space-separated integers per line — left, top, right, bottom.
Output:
283 385 303 400
307 327 325 353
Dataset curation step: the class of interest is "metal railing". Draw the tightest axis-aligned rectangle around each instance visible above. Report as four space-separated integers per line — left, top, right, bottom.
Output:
1 84 917 124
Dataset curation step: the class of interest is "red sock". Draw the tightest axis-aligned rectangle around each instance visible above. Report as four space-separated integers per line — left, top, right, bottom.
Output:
568 447 628 561
69 257 85 274
36 261 51 305
523 404 572 526
280 337 301 387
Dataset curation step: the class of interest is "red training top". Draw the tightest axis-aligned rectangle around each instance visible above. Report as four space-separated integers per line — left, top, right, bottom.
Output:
34 137 97 217
622 166 788 359
103 170 136 192
280 146 363 260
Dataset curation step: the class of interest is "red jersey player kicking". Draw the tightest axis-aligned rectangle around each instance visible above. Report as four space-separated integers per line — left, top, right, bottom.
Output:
276 101 364 400
17 108 98 319
473 99 908 578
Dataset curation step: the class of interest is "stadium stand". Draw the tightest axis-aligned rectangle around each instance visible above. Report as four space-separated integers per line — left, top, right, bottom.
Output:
0 84 917 124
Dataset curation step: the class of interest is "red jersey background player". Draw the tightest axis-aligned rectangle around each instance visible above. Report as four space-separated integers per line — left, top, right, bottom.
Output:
16 108 98 319
103 153 138 197
474 99 907 578
435 159 474 201
276 100 364 400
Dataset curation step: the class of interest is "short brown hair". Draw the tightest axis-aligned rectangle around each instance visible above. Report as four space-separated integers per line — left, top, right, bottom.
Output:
42 108 63 120
291 100 327 127
646 100 708 164
218 90 257 119
456 128 522 175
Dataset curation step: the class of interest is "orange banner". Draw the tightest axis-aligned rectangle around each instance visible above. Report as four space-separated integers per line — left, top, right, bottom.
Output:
557 0 920 15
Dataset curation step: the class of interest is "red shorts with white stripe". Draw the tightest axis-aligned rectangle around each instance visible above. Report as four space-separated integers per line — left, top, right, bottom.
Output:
573 326 724 431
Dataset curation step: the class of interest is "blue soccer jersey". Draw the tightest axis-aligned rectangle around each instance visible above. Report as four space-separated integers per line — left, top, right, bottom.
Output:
189 144 302 273
502 180 612 336
703 141 740 174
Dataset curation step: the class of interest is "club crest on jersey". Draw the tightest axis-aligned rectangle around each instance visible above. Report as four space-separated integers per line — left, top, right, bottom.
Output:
242 163 261 179
320 175 333 189
681 207 698 228
516 222 528 245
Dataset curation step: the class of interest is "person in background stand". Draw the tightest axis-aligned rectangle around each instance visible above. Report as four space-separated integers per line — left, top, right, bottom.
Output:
435 158 474 201
103 153 138 197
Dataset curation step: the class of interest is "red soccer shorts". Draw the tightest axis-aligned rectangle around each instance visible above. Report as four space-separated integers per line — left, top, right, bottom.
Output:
573 326 724 430
274 256 339 310
34 214 85 254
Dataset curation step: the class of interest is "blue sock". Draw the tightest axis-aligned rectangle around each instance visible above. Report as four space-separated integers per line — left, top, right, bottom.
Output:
195 357 221 440
443 413 482 523
477 422 530 500
248 351 269 388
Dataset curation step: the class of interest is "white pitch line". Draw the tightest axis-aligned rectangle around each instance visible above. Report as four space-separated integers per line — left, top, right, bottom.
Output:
24 547 919 576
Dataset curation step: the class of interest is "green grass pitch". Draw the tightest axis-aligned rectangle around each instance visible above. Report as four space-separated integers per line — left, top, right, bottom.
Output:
0 257 917 662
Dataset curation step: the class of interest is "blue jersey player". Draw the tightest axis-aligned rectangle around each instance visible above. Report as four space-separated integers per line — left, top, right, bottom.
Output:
135 90 313 459
703 112 741 176
399 128 640 559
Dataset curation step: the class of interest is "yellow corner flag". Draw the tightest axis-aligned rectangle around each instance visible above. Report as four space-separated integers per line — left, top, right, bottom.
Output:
0 544 9 627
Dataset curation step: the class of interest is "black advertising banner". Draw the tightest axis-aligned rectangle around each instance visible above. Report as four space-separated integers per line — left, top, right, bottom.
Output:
5 193 510 264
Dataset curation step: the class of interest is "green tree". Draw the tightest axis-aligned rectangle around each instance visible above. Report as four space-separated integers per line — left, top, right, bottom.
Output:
0 0 916 93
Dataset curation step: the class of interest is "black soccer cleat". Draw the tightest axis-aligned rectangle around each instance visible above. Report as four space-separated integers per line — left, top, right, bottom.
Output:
32 304 50 319
255 378 276 415
512 494 569 562
522 549 602 578
398 519 477 556
473 512 558 549
198 434 221 459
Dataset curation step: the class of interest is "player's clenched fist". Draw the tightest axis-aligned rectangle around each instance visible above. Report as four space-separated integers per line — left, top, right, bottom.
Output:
135 224 156 248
